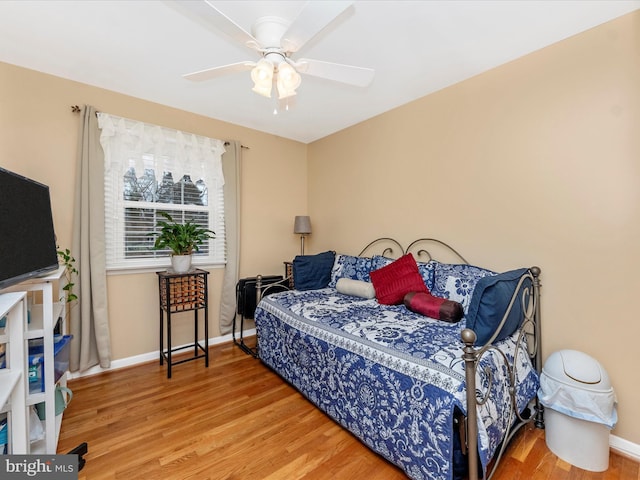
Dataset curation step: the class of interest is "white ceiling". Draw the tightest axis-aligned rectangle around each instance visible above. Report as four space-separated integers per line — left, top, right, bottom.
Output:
0 0 638 144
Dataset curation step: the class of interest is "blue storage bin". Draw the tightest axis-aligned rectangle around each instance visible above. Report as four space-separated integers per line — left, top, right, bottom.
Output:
0 417 7 454
27 335 72 394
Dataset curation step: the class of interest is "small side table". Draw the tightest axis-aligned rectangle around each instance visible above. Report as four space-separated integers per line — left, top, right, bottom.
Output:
157 269 209 378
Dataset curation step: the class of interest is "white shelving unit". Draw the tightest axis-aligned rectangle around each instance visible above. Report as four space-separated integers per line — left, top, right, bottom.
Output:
2 266 68 454
0 291 28 454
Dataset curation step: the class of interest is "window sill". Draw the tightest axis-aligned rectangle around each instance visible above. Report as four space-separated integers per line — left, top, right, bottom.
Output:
106 262 225 276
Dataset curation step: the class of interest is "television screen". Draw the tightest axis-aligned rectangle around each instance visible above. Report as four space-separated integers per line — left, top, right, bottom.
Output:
0 167 59 290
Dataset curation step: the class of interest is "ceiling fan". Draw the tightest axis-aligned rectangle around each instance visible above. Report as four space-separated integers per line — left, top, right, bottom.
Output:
181 0 375 100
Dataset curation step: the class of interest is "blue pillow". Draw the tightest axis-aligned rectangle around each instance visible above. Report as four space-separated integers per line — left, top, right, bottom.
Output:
417 260 438 291
465 268 532 346
328 254 373 287
371 255 394 271
292 251 336 291
432 263 496 314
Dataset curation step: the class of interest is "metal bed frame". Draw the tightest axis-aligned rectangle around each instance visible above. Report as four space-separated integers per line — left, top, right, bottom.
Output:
254 237 543 480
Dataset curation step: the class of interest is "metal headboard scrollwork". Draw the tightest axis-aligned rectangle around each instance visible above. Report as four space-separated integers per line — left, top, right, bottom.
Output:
405 238 469 264
357 237 404 259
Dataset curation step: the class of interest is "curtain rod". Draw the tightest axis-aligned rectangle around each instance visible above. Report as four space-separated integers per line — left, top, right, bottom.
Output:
70 105 249 149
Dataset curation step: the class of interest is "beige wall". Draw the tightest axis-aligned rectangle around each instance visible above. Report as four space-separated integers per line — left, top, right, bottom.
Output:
0 61 307 360
307 12 640 443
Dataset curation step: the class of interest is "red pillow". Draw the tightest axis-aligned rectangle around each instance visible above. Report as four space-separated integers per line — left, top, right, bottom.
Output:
404 291 464 323
370 254 428 305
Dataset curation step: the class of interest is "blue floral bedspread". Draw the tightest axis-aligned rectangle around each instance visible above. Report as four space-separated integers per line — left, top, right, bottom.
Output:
255 288 538 480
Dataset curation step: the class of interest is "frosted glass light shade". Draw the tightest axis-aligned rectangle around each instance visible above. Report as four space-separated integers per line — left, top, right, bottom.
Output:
251 59 274 98
277 63 302 99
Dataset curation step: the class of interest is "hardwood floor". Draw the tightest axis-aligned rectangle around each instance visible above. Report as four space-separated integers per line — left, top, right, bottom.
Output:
58 339 639 480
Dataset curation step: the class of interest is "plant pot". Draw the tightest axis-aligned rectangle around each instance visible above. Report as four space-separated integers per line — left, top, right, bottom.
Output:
171 254 192 274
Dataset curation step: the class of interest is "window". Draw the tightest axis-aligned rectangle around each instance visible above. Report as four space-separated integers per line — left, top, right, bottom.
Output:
98 113 226 271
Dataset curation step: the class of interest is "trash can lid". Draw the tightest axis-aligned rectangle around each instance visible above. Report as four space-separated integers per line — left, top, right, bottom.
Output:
542 350 612 390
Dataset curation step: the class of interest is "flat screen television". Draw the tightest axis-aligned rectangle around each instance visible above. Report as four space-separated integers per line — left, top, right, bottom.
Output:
0 167 59 290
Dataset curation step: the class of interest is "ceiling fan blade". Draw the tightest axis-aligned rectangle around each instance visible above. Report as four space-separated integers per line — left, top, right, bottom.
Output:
179 0 260 50
281 0 353 53
295 59 374 87
183 61 255 82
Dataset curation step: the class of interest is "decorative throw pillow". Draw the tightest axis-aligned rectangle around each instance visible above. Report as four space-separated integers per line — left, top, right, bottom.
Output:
292 250 336 291
371 255 394 272
369 253 428 305
466 268 531 345
328 254 373 287
404 291 464 323
431 263 496 314
417 260 438 291
336 278 376 299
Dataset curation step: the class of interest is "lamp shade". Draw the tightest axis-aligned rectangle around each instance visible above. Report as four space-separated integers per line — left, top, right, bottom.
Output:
293 216 312 235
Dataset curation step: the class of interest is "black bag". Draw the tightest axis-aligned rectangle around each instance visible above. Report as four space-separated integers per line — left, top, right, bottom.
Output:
236 276 285 319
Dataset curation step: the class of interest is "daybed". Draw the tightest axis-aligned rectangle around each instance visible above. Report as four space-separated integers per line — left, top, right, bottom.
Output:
254 238 543 480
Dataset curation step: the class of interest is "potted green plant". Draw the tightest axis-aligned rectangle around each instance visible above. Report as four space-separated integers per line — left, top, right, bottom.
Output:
57 247 79 305
149 212 215 273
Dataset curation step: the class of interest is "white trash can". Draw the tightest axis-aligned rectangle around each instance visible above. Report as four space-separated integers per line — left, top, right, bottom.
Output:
538 350 617 472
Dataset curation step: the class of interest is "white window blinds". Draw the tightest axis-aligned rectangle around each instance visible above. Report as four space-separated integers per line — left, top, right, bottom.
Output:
98 113 226 271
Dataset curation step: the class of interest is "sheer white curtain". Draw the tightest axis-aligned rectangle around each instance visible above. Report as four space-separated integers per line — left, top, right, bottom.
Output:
97 113 226 270
98 114 225 195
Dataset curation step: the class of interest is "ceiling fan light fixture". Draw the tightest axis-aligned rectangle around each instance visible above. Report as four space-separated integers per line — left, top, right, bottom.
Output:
251 59 275 98
276 62 301 99
181 2 376 107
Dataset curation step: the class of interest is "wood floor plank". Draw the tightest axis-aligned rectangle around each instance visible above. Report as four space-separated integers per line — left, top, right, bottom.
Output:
57 340 638 480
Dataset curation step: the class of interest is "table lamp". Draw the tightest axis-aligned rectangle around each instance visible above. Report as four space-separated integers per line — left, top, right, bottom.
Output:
293 216 312 255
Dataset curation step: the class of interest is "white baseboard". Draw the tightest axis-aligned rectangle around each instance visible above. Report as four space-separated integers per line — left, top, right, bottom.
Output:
610 434 640 462
67 334 640 465
67 328 256 380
